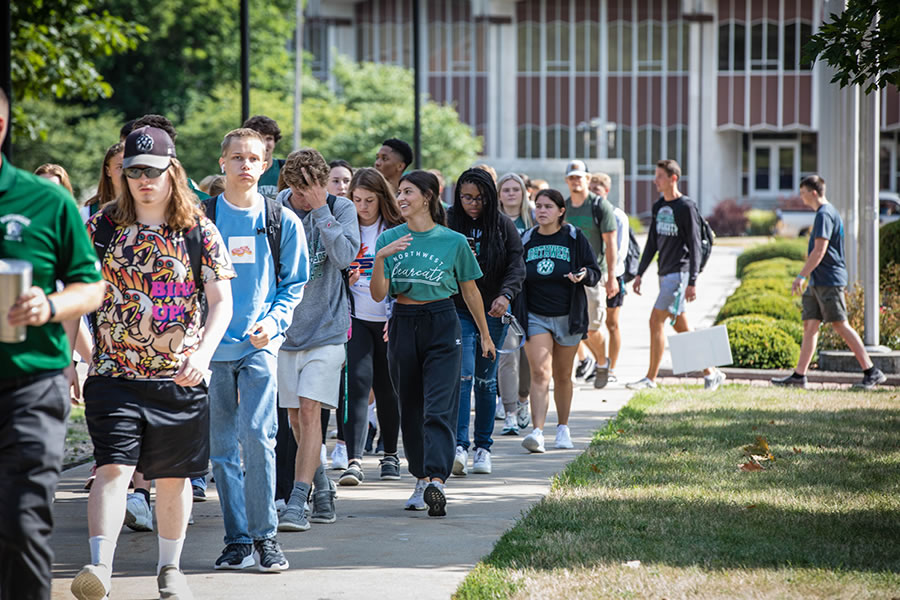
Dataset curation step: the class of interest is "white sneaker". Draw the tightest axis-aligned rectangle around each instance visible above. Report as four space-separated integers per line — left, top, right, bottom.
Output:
330 443 348 470
495 398 506 420
124 492 153 531
319 443 327 466
472 448 492 474
626 377 658 390
522 429 545 453
404 479 428 511
555 425 574 449
704 369 727 391
516 400 530 429
452 445 468 476
71 563 111 600
500 413 518 435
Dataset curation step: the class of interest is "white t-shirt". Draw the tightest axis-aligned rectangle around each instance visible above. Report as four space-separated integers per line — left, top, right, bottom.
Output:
350 219 388 322
613 206 630 278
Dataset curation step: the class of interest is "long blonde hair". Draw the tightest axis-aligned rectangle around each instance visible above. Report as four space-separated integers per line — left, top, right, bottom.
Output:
107 158 201 230
34 163 74 197
497 172 532 228
87 142 125 207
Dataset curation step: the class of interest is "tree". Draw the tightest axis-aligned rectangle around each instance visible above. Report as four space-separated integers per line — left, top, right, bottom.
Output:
11 0 146 140
805 0 900 92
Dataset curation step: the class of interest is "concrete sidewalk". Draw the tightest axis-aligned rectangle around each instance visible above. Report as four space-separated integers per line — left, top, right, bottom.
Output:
49 242 740 600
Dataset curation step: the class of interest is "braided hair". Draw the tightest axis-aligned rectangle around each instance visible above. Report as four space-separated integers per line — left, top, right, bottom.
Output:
449 167 507 284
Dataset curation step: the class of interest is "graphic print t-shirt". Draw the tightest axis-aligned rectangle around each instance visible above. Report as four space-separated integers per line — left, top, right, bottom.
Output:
350 219 387 321
375 224 482 302
524 227 573 317
86 214 236 379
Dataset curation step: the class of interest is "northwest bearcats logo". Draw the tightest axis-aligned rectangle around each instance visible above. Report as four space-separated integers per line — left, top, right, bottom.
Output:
135 134 154 153
537 258 554 276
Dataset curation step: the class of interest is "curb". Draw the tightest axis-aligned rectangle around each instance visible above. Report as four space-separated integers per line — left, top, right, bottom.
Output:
658 367 900 386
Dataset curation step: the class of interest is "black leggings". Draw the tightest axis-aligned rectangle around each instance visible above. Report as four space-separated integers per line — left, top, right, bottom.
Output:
346 317 399 459
388 300 461 482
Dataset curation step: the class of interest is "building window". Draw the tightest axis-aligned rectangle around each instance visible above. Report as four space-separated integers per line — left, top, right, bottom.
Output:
608 21 634 73
751 21 779 71
718 21 746 72
637 22 664 72
750 139 800 194
637 126 663 176
783 21 813 71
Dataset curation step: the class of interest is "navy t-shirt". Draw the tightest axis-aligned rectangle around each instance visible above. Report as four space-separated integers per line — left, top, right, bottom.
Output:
809 203 848 287
524 228 573 316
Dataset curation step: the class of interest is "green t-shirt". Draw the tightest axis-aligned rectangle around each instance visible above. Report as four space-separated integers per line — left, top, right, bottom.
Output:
375 223 483 302
188 178 209 201
0 156 102 378
258 159 283 201
565 191 616 273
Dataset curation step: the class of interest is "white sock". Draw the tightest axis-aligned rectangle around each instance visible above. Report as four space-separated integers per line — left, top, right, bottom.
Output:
558 424 569 432
89 535 115 568
533 427 542 435
367 402 377 428
157 535 185 574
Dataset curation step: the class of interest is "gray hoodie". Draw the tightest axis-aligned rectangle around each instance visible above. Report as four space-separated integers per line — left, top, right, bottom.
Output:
277 189 360 351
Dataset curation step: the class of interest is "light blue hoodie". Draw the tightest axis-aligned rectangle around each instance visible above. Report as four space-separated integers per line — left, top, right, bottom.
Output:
210 193 309 361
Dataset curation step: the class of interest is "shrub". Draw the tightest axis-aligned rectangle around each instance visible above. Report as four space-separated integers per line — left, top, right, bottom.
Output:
736 239 808 277
628 215 644 234
716 293 801 323
721 314 805 347
741 258 806 281
819 262 900 350
734 277 794 297
707 198 748 237
746 209 779 236
725 320 800 369
881 219 900 270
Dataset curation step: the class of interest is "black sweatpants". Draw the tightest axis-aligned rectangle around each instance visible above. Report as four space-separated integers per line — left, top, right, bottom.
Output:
0 371 68 600
346 317 399 459
388 300 462 482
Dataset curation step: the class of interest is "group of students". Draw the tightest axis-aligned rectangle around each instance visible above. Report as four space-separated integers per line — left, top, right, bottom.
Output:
3 91 726 600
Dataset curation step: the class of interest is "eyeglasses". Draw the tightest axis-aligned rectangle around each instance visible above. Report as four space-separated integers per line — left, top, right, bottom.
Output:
124 165 170 180
460 194 483 206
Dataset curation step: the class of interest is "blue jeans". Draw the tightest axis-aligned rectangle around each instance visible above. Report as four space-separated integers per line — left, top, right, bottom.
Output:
456 311 508 451
209 350 279 544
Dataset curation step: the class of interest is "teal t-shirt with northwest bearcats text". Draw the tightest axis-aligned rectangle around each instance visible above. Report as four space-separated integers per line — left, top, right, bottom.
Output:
375 223 482 302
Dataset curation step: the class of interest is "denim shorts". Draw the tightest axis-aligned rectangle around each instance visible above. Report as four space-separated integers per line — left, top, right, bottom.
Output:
527 313 583 347
654 271 690 316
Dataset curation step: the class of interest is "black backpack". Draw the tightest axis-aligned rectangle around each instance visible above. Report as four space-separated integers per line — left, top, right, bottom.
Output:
623 229 641 283
697 212 715 273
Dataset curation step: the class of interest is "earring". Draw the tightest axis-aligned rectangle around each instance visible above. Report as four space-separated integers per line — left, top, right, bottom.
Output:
220 165 225 174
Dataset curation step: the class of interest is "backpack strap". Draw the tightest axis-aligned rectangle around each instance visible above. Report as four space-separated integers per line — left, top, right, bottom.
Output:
88 210 118 334
264 197 283 282
183 220 205 297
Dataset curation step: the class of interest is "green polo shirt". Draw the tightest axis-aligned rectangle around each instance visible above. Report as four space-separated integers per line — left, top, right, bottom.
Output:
0 155 102 378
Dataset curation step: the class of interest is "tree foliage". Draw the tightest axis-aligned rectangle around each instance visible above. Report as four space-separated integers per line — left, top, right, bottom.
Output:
805 0 900 92
11 0 146 140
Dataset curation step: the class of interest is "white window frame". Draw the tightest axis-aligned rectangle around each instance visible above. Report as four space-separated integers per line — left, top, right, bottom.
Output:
881 140 897 193
749 140 800 196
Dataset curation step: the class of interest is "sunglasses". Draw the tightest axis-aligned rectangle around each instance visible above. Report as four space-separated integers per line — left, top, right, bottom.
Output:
124 165 170 180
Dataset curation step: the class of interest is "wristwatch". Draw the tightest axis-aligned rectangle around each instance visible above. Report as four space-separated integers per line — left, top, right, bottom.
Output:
48 297 57 321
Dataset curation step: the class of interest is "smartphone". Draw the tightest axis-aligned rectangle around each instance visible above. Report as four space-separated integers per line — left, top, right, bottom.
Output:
466 236 477 254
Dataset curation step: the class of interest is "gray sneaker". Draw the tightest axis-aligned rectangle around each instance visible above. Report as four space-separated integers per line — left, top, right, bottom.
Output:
380 455 401 480
704 370 727 391
310 479 337 524
157 565 193 599
405 479 427 511
277 502 310 532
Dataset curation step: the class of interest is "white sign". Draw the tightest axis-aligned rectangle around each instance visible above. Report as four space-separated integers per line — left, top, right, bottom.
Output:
667 325 733 374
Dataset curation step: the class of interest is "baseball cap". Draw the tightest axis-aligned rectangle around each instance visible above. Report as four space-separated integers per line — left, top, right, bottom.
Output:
565 159 588 178
123 126 176 169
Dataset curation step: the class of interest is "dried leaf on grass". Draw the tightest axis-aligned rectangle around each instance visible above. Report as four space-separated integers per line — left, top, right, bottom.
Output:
740 461 764 472
743 436 775 462
793 447 802 454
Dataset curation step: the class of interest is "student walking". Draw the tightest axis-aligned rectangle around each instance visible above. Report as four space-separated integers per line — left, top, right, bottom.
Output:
206 129 308 573
447 168 525 476
72 126 235 600
274 148 359 530
519 189 601 454
627 159 725 391
371 171 496 517
772 175 886 390
344 167 405 482
374 138 413 192
242 115 283 201
83 142 125 220
0 89 105 600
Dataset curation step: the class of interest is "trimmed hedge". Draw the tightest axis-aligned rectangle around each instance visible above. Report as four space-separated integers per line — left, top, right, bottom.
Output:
734 277 794 297
720 314 804 346
736 238 808 277
746 209 778 236
741 258 806 280
725 320 800 369
715 293 801 323
882 219 900 270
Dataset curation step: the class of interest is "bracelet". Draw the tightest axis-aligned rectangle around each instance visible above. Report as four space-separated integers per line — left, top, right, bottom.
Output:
796 275 806 281
47 297 57 321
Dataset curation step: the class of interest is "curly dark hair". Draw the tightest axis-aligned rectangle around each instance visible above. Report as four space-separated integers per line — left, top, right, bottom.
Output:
281 148 330 189
131 114 177 142
242 115 282 143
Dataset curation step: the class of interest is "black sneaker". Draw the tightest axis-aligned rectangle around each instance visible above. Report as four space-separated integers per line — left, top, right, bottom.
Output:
192 485 206 502
253 538 288 572
380 455 401 480
575 357 595 379
423 481 447 517
339 462 364 486
771 372 807 388
853 368 887 390
214 543 254 570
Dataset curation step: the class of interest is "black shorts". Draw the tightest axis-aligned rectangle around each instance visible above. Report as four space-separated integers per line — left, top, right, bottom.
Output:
606 276 626 309
84 376 210 480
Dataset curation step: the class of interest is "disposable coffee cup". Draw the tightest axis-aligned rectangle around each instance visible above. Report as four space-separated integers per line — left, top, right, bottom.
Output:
0 259 33 344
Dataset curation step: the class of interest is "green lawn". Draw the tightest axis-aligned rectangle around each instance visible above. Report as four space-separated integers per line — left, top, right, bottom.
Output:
455 386 900 600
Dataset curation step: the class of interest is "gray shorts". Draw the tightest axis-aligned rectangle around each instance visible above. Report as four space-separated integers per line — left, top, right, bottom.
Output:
654 271 689 316
802 285 847 323
277 343 345 409
527 313 583 347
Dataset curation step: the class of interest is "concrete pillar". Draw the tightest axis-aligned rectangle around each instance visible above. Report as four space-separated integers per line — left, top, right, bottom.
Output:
475 0 517 161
